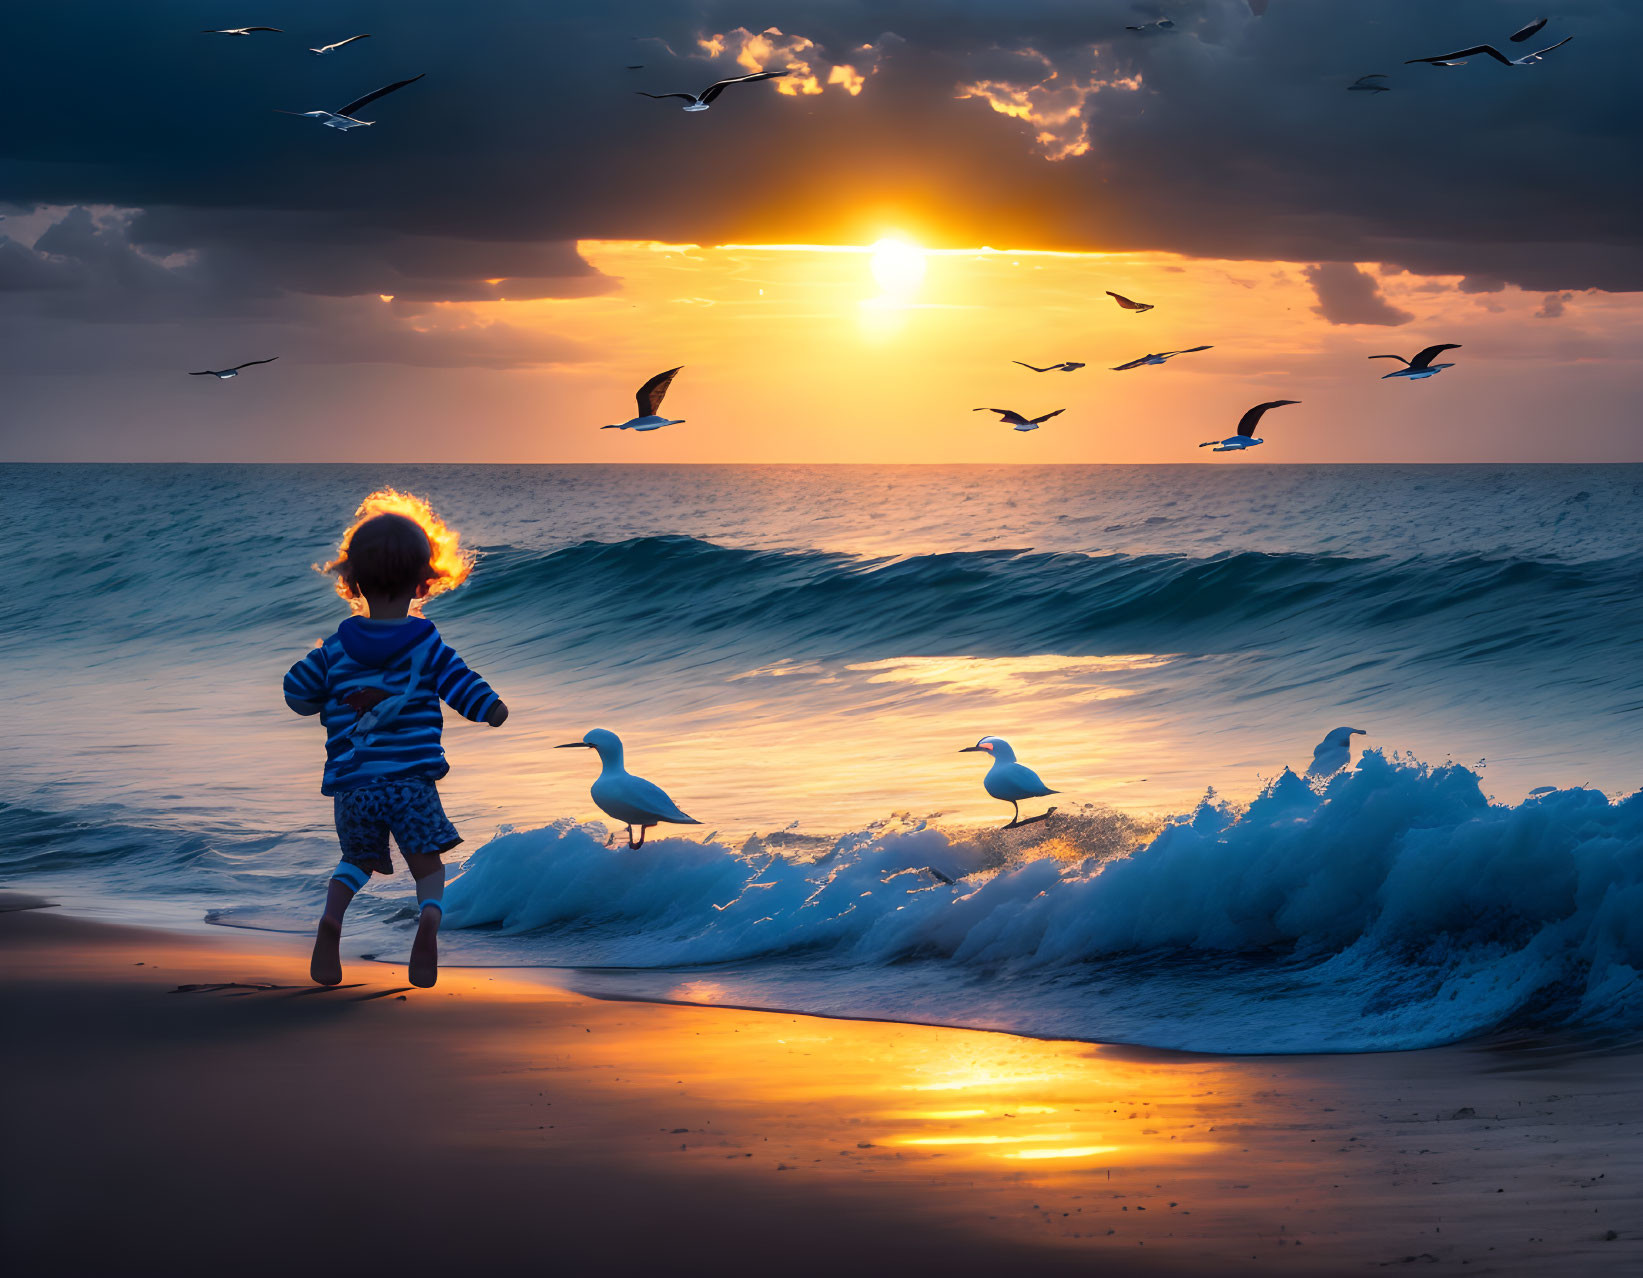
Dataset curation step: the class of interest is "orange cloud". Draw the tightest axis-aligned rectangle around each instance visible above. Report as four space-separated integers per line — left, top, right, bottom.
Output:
698 27 885 98
956 48 1141 160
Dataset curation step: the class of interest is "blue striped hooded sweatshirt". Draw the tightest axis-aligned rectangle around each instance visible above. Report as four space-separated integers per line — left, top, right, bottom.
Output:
283 616 500 795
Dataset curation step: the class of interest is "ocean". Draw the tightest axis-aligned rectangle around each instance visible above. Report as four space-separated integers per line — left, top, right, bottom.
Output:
2 462 1640 1053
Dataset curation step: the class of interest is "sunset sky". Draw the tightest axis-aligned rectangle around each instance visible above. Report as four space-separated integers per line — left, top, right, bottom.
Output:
2 1 1638 462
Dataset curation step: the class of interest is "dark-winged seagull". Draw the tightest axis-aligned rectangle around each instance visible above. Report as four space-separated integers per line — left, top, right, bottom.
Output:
1347 74 1391 93
1200 399 1299 452
604 367 685 431
310 34 371 55
959 736 1058 828
974 407 1065 432
1406 36 1571 67
1510 18 1549 43
638 70 788 112
1111 345 1212 371
202 26 282 36
556 729 700 849
1126 19 1175 33
1107 290 1154 313
1013 360 1086 372
276 74 425 130
1369 343 1460 381
189 357 278 379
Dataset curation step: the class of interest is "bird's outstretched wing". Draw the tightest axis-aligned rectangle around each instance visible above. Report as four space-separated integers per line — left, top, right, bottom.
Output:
1368 353 1410 365
187 370 219 376
1516 36 1572 63
1163 345 1213 357
1236 399 1299 437
204 27 282 33
230 357 279 371
1111 355 1151 371
336 74 425 118
697 70 788 106
637 91 701 102
1509 18 1548 43
1030 409 1066 425
637 366 683 417
1409 343 1460 369
1013 361 1057 372
1405 45 1513 66
1107 290 1152 311
974 408 1028 425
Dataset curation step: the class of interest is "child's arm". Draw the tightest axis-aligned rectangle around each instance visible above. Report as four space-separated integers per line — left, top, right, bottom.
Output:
429 643 507 727
283 646 329 716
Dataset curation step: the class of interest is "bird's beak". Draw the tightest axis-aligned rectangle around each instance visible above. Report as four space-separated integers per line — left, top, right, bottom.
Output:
555 742 595 749
1351 729 1367 736
959 746 985 753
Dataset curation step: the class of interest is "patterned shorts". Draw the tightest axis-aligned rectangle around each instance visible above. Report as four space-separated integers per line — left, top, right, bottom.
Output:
333 777 462 875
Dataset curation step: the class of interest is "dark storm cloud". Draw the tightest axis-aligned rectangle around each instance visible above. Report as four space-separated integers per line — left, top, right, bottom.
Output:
0 0 1637 302
1302 262 1413 327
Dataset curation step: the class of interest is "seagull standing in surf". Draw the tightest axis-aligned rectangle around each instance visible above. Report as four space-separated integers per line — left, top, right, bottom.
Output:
1307 727 1366 778
557 729 700 849
276 74 425 130
974 407 1065 432
959 736 1058 828
310 34 371 55
604 367 685 431
189 357 278 379
1200 399 1299 452
638 70 788 112
1111 345 1212 371
1370 344 1460 381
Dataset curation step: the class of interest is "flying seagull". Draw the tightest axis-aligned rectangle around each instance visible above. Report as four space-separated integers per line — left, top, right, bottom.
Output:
1013 360 1085 372
202 27 282 36
1307 726 1366 778
188 357 278 379
557 729 700 849
1347 74 1391 93
1111 345 1212 371
310 34 371 55
604 366 685 431
1126 19 1175 32
1107 290 1154 313
1369 343 1461 380
959 736 1058 828
276 73 425 130
637 70 788 112
1510 18 1549 43
1200 399 1299 452
1405 36 1571 67
974 407 1065 432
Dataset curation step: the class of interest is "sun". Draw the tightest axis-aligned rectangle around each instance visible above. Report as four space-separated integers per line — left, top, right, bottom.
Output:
868 237 927 300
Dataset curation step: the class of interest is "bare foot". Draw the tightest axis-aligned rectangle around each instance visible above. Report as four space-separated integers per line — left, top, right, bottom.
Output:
310 917 342 986
409 909 439 988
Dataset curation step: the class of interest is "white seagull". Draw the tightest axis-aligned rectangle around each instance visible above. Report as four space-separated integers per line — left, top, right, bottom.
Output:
188 357 278 379
1307 726 1366 778
959 736 1058 828
604 366 685 431
276 73 425 130
202 26 282 36
1107 290 1154 313
1347 74 1391 93
557 729 700 849
637 70 789 112
1405 36 1572 67
1369 343 1460 381
974 407 1065 432
1014 360 1086 372
310 34 371 55
1200 399 1299 452
1111 345 1213 371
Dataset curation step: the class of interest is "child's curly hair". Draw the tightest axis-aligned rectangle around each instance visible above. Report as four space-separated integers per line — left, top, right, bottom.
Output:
322 489 473 613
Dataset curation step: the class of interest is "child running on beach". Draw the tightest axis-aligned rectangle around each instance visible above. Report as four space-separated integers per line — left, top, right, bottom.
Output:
284 492 507 988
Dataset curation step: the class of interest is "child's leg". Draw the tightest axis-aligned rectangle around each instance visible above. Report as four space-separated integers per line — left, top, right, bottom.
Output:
404 852 444 988
311 861 370 986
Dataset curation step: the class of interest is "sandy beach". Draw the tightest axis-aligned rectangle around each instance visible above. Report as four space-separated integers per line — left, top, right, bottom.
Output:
2 893 1635 1277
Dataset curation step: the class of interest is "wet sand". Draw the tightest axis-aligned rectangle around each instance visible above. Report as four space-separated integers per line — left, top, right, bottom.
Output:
1 894 1637 1276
